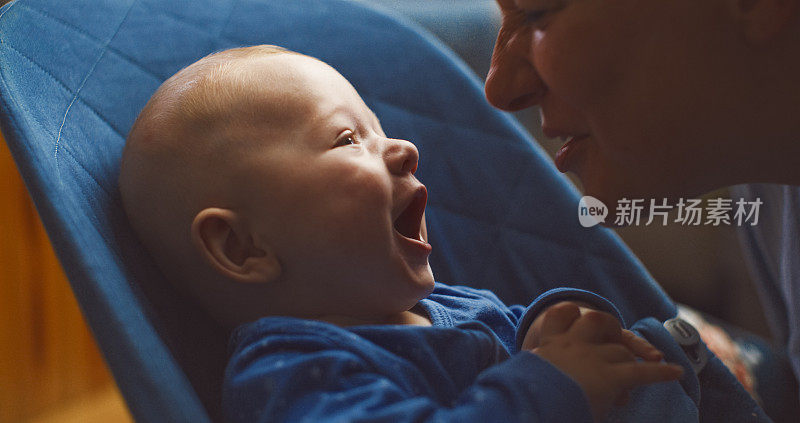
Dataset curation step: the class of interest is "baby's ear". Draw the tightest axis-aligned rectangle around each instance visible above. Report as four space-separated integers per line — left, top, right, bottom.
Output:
191 208 281 284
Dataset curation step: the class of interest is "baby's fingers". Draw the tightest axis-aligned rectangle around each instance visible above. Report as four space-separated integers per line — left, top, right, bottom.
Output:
616 361 684 390
536 302 582 342
569 309 623 343
598 344 636 363
621 330 663 362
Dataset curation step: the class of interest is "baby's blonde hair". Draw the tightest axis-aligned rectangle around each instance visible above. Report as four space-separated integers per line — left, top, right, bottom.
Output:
136 45 301 138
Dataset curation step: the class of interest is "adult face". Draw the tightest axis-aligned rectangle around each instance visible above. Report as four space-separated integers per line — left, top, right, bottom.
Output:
485 0 750 207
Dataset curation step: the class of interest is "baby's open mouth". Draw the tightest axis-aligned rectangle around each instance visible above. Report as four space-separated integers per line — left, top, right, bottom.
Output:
394 186 427 241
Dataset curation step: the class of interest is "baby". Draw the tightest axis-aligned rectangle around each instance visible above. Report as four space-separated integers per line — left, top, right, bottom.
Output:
119 45 683 422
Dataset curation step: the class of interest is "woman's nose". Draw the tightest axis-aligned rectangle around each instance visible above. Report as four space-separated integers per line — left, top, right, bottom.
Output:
384 138 419 175
485 26 546 111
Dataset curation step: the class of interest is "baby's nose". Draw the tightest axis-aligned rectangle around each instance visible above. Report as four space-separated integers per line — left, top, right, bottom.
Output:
384 138 419 175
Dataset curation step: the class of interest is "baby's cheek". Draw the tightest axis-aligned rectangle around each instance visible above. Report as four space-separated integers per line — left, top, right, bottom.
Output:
345 165 393 206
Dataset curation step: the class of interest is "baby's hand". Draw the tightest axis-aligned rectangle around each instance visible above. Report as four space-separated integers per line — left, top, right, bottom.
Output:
522 302 683 421
521 302 664 361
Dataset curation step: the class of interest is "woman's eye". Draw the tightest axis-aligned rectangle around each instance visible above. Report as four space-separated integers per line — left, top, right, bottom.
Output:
523 9 552 25
334 135 356 148
517 0 565 27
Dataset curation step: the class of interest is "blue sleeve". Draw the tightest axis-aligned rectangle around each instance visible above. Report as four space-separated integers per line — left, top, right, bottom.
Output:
605 317 770 422
508 303 527 321
429 283 530 323
515 288 625 351
223 329 593 423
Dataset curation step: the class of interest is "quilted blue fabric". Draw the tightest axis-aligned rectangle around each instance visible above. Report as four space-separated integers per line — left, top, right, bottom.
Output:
0 0 677 421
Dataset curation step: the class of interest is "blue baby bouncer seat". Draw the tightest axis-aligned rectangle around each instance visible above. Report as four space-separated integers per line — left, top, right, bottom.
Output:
0 0 793 421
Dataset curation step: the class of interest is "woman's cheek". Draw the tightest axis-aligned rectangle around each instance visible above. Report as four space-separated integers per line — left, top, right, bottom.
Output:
535 14 631 109
532 29 596 108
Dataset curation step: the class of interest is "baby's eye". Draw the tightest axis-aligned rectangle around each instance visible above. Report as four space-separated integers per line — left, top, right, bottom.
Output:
334 132 357 148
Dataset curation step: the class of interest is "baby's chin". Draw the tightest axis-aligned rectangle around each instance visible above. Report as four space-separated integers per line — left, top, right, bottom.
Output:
409 265 435 297
385 273 436 314
420 270 436 295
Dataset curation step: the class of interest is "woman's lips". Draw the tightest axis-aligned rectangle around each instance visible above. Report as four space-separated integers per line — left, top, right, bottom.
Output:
555 135 590 173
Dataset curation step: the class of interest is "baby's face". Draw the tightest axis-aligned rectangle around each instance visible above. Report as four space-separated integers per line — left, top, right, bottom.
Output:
232 54 434 318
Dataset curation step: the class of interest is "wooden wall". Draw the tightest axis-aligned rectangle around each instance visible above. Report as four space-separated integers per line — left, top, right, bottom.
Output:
0 132 129 422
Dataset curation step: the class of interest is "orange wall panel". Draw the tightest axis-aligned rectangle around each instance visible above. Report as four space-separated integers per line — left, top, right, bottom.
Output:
0 132 117 421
